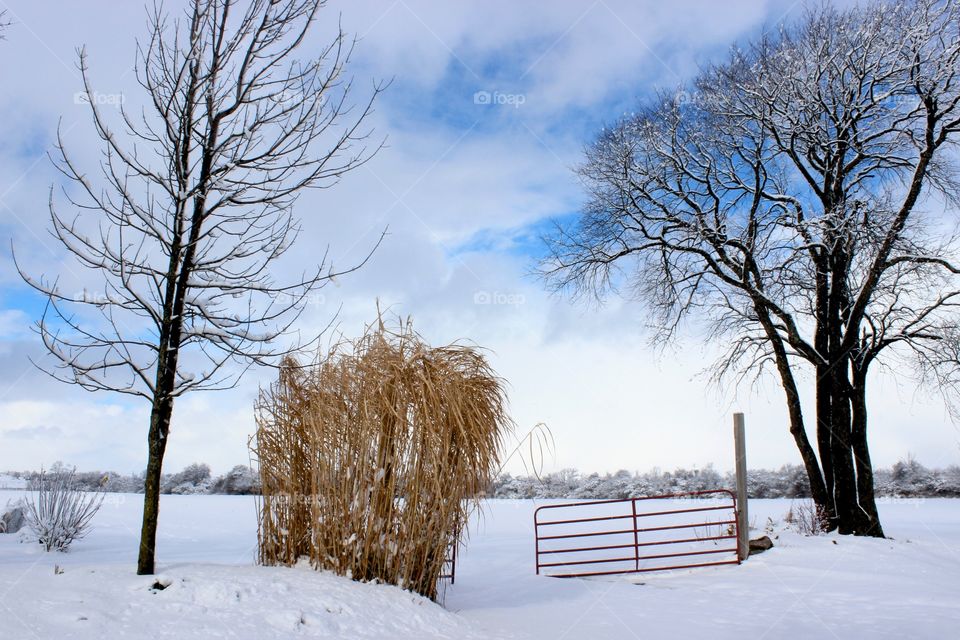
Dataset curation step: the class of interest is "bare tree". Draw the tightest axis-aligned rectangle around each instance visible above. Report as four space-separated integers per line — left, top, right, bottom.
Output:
17 0 384 573
542 0 960 536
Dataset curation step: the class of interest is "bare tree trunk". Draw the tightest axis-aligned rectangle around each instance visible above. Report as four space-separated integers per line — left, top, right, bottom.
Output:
815 371 837 528
136 176 191 574
815 359 884 537
814 273 837 528
851 371 884 537
138 397 172 574
761 311 834 524
785 380 834 525
826 377 858 534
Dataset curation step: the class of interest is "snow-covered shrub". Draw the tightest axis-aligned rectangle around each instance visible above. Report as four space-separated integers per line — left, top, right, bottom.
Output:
777 465 811 498
784 500 825 536
890 456 936 496
492 473 538 499
941 466 960 497
1 499 27 534
571 473 607 499
102 471 144 493
536 469 582 498
604 469 633 499
25 466 105 551
211 465 259 495
163 463 212 494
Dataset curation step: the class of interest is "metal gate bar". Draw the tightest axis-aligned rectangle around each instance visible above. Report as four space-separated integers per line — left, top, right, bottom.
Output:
534 489 740 578
439 528 459 584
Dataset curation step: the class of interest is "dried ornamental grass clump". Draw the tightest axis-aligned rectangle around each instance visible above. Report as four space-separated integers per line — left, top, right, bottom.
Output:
252 316 511 600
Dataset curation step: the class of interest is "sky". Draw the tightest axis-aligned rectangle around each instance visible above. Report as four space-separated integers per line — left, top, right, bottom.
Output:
0 0 957 477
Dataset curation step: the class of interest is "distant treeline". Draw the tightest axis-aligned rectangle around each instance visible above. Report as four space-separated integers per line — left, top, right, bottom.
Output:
2 462 259 495
492 458 960 500
2 457 958 499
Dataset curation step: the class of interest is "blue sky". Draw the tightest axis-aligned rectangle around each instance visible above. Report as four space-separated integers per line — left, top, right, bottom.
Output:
0 0 956 476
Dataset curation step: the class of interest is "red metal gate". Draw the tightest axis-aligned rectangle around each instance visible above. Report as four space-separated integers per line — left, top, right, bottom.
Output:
439 537 457 584
534 490 740 578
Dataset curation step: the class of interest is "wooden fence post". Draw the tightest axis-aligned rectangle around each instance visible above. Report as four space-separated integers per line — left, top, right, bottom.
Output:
734 412 749 561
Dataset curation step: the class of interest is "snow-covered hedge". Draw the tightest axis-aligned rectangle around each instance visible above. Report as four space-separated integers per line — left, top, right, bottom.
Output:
7 463 258 496
3 458 957 499
490 460 960 500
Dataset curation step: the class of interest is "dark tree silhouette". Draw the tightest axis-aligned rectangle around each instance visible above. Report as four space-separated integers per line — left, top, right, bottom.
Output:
18 0 384 573
543 0 960 536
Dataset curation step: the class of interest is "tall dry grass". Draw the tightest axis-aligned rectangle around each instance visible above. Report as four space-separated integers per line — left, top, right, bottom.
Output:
252 316 511 600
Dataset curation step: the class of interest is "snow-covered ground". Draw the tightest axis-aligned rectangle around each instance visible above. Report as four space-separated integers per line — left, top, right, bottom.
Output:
1 491 958 638
0 475 26 490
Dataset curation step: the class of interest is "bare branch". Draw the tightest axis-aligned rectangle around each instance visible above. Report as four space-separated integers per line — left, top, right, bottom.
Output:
15 0 385 574
541 0 960 535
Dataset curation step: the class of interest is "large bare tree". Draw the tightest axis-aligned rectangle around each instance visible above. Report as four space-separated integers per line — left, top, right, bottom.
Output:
17 0 383 573
542 0 960 536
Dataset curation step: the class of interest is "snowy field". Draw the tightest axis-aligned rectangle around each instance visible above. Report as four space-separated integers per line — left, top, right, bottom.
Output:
1 491 958 639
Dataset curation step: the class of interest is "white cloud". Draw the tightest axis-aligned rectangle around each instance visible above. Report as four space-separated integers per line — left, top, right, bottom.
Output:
0 0 956 476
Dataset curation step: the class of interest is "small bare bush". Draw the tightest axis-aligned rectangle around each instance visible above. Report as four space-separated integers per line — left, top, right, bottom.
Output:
784 500 827 536
25 466 105 551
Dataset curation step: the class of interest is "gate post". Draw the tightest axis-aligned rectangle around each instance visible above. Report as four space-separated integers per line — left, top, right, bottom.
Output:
733 412 749 561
